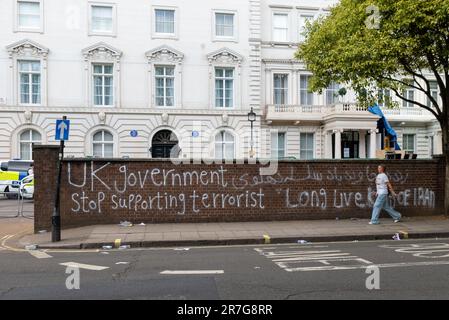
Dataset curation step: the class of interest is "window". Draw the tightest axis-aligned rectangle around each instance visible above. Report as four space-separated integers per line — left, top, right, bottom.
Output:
272 13 288 42
215 12 234 37
93 130 114 158
215 131 235 160
271 132 286 159
155 66 175 107
300 133 314 159
402 84 415 108
18 60 40 105
300 75 314 105
273 74 288 105
326 82 340 105
19 129 41 160
402 134 415 154
17 1 41 31
155 9 175 34
90 4 115 35
427 81 438 108
215 68 234 108
378 89 391 107
299 14 314 42
93 64 113 106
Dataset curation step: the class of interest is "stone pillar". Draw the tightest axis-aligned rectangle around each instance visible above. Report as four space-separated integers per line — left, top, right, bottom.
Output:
334 129 342 159
359 131 366 159
369 129 378 158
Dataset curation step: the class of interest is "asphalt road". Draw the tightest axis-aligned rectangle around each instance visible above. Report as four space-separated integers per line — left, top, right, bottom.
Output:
1 237 449 300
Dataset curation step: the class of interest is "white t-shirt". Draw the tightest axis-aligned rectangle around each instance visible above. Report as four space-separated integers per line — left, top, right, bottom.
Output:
376 173 389 195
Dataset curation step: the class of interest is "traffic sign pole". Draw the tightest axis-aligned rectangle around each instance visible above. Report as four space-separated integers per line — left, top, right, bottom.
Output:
52 116 67 242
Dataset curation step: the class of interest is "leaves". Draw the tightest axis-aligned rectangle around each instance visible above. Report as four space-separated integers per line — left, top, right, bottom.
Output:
296 0 449 119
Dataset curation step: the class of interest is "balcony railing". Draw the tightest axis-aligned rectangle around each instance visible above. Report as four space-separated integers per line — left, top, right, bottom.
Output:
265 103 436 122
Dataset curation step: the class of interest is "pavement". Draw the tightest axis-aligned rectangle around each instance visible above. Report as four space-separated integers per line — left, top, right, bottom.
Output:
13 215 449 250
1 198 449 250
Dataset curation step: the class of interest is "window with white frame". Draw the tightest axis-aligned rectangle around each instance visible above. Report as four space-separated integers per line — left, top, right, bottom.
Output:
215 12 235 38
427 81 438 108
155 66 175 107
18 60 41 105
273 74 288 105
90 4 115 35
402 134 415 154
378 89 392 107
215 131 235 160
16 0 41 31
93 130 114 158
93 64 113 106
154 8 175 35
272 13 288 42
215 68 234 108
402 83 415 108
300 133 314 159
19 129 41 160
271 132 286 159
299 74 313 105
299 14 314 42
326 82 340 105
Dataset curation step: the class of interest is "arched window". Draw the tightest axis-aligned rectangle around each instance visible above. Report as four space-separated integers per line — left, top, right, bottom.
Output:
215 131 235 160
19 129 41 160
93 130 114 158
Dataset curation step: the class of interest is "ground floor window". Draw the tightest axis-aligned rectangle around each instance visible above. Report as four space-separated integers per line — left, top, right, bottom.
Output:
93 130 114 158
215 131 235 160
271 132 285 159
19 129 41 160
300 133 314 159
402 134 415 154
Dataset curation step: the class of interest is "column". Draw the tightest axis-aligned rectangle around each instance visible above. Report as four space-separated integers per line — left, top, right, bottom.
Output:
324 131 332 158
334 129 342 159
359 130 366 159
369 129 378 158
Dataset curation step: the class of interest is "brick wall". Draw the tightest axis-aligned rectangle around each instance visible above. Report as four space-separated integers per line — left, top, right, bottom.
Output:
33 146 445 232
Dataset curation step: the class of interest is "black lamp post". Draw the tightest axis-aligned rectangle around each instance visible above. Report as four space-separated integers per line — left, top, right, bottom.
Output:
247 107 257 158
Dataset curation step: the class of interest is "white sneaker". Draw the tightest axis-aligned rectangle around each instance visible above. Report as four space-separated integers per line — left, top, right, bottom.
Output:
394 219 401 223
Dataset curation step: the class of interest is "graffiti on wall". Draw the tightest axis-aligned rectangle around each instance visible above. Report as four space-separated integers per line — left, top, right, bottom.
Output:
67 162 436 215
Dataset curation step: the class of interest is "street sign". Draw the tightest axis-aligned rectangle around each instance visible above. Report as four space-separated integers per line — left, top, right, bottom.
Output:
130 130 138 137
55 119 70 141
192 130 200 138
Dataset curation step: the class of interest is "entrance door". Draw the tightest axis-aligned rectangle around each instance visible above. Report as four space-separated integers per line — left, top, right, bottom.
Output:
151 130 179 158
341 131 359 159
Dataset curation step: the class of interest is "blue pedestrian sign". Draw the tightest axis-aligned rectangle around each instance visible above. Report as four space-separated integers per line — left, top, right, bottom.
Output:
55 119 70 141
130 130 138 137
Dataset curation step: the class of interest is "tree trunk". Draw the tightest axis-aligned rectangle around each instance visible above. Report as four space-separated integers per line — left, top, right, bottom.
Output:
442 120 449 216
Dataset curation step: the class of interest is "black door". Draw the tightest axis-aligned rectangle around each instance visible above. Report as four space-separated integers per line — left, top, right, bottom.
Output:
341 131 359 159
151 130 179 159
151 144 175 158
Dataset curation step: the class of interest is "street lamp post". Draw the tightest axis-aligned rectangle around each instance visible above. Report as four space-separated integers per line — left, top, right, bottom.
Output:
247 107 257 158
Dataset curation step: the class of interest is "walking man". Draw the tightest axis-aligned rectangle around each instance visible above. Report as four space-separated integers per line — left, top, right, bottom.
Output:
369 165 402 225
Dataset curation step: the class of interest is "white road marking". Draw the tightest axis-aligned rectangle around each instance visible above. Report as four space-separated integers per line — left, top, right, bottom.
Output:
115 262 130 265
27 250 52 259
59 262 109 271
256 247 373 272
380 243 449 258
288 260 449 272
160 270 224 275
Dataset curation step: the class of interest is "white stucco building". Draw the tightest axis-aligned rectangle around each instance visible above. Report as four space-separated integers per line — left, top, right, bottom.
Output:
0 0 443 161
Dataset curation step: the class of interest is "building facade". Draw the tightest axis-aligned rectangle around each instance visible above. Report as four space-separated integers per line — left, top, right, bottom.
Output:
0 0 443 162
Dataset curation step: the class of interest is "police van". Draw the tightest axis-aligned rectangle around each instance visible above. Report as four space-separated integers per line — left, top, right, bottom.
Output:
0 160 34 199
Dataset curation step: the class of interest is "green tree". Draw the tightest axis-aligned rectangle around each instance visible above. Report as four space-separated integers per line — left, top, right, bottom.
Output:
296 0 449 214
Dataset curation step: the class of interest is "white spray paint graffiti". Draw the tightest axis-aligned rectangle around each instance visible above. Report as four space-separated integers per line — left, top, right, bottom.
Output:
66 162 436 215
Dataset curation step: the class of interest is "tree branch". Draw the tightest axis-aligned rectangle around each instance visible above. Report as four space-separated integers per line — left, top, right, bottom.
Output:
389 87 441 121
